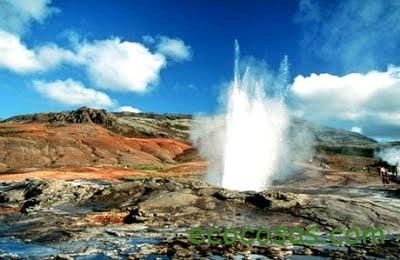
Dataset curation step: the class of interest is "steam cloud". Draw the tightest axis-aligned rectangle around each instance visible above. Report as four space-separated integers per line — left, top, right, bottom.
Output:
375 147 400 172
190 43 314 191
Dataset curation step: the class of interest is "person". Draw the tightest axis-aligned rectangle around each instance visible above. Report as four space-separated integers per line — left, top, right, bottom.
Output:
381 167 389 186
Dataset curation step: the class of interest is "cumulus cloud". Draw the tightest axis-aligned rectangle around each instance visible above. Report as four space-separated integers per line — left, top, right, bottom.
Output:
33 78 144 111
0 32 193 93
156 36 192 62
76 38 166 92
0 0 192 94
33 79 115 108
0 30 79 73
0 0 58 35
36 43 81 67
291 66 400 139
0 30 41 73
116 106 141 113
295 0 400 72
351 127 362 134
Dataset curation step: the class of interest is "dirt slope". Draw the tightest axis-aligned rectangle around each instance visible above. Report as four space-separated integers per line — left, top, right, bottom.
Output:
0 122 191 173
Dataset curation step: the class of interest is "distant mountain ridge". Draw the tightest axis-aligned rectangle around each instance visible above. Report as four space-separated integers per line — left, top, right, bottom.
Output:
4 107 192 140
0 107 383 173
290 118 377 146
4 107 377 148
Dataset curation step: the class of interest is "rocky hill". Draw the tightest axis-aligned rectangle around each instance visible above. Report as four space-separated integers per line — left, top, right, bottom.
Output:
0 108 193 173
0 107 380 173
4 107 376 145
290 118 376 146
4 107 192 141
290 118 378 157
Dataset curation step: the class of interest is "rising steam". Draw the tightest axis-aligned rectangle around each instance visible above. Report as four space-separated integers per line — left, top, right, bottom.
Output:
375 147 400 172
191 41 296 191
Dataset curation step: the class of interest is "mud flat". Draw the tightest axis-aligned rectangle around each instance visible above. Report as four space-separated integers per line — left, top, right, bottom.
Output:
0 175 399 259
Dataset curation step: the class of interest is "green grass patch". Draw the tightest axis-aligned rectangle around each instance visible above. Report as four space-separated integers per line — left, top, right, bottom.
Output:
125 164 173 173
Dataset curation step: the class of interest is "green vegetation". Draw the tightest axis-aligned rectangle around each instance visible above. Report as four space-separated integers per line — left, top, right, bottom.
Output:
126 164 173 173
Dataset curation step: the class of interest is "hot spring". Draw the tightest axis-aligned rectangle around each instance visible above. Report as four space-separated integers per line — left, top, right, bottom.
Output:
191 40 290 191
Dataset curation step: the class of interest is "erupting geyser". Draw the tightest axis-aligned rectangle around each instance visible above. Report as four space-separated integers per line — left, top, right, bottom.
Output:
190 41 290 191
221 41 289 191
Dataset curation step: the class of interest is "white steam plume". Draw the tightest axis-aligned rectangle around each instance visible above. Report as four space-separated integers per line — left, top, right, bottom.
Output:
375 147 400 172
190 41 313 191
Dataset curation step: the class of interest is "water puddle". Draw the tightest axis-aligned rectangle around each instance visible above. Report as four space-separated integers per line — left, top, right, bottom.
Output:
127 237 159 247
0 237 60 257
0 235 160 258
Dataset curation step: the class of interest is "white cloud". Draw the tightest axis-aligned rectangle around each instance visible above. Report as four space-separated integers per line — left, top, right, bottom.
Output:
33 79 115 108
36 43 81 67
33 78 144 112
156 36 192 62
116 106 141 113
291 66 400 137
0 34 167 92
76 38 166 92
292 66 400 121
351 127 362 134
0 0 58 35
0 30 191 93
0 30 79 73
0 30 40 73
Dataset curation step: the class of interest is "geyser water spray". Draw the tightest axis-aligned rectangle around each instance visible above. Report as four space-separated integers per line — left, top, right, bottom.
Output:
221 41 289 191
190 41 291 191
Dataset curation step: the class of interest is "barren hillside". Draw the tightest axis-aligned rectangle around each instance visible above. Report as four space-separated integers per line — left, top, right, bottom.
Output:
0 107 380 175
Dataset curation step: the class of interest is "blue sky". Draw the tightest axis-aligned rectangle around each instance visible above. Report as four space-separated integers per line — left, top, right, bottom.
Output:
1 0 400 140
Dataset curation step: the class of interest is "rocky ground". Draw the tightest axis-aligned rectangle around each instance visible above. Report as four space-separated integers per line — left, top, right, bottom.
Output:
0 108 399 259
0 173 400 259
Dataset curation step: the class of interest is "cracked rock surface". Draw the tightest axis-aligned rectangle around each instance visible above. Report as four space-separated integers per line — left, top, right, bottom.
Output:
1 177 399 258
